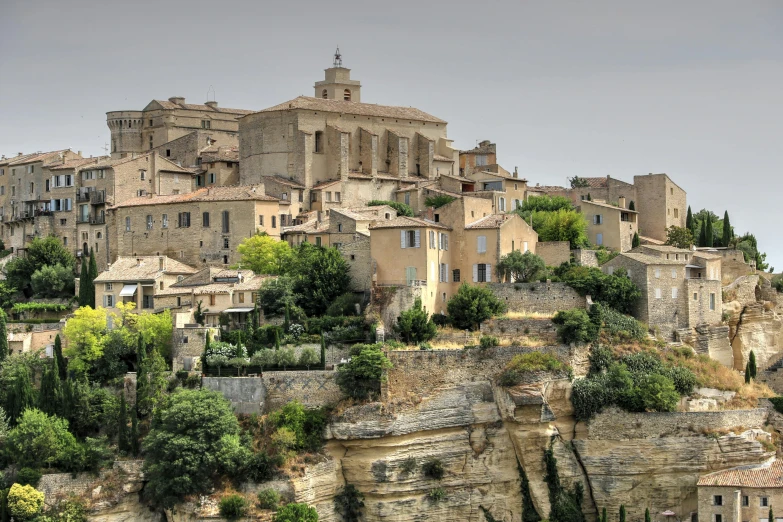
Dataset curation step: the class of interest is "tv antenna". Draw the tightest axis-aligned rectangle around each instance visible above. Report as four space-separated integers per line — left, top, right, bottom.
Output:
206 85 216 102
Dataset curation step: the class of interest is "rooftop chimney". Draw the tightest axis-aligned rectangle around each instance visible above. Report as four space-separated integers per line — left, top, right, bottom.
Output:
618 196 627 209
168 96 186 105
159 256 164 270
136 258 142 267
513 167 519 179
205 101 218 109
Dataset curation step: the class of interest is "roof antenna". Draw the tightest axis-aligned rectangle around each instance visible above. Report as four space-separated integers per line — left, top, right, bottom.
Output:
206 85 216 102
333 46 342 67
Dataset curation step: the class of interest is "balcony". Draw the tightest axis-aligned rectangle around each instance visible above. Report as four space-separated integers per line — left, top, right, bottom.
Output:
90 191 105 205
76 192 91 203
90 215 105 225
374 279 428 287
76 215 90 224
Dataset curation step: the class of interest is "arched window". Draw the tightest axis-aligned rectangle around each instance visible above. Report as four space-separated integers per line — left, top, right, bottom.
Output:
96 232 102 239
343 89 351 101
322 89 328 99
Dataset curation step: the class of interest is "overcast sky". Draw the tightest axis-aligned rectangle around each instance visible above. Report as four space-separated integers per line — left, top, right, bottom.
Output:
1 0 781 269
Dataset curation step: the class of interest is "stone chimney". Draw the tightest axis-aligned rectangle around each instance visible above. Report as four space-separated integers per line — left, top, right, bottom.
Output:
158 256 164 270
513 166 519 179
205 101 218 109
168 96 186 105
618 196 627 209
136 258 142 267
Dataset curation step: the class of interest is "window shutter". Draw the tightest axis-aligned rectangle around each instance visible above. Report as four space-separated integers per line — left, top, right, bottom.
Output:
473 264 478 282
478 235 486 253
444 235 448 251
400 230 406 249
445 263 449 282
429 231 434 249
414 230 420 248
486 264 492 282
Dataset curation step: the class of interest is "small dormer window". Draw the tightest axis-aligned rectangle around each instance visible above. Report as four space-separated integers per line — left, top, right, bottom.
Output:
343 89 351 101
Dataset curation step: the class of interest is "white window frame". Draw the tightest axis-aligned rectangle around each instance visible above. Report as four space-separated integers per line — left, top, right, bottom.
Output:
672 287 679 299
655 288 662 299
477 235 487 254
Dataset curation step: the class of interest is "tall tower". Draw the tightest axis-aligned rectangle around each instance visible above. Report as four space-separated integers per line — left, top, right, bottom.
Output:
314 47 362 102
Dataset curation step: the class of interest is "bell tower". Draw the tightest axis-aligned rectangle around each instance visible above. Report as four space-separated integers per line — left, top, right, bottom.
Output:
314 47 362 102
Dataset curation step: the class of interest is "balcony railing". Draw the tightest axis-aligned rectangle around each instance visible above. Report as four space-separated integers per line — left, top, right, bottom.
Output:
77 192 91 202
76 215 90 224
91 215 105 225
375 279 428 287
90 191 105 205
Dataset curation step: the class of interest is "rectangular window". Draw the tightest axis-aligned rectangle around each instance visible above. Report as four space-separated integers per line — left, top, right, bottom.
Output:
314 131 323 153
655 288 662 299
453 269 460 282
761 498 769 507
140 170 145 181
477 235 487 253
201 120 211 129
710 293 716 311
105 283 113 291
714 495 723 506
298 190 303 203
202 212 210 228
429 230 435 249
209 173 216 184
143 295 153 309
223 237 229 249
715 516 722 522
439 263 449 283
655 269 661 278
105 295 114 307
475 154 487 166
672 287 679 299
259 215 264 226
238 292 245 303
742 496 749 507
672 269 677 279
499 197 505 212
477 264 487 283
325 192 332 202
596 233 603 245
315 236 322 247
209 294 216 306
222 210 229 233
401 229 420 248
178 212 191 228
146 215 153 230
271 216 276 228
162 214 168 228
335 192 341 202
125 217 131 231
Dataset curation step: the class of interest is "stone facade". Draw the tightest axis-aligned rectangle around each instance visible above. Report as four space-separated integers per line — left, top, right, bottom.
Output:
572 248 599 267
486 282 587 315
577 199 638 252
171 326 214 371
536 241 571 266
479 317 558 342
633 173 687 242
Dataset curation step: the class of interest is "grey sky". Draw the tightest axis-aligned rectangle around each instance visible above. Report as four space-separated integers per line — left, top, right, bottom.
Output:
1 0 781 268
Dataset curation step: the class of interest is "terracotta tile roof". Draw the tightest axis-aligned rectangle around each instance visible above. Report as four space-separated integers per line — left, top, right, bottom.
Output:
152 100 253 115
466 213 516 229
113 185 276 208
172 269 270 294
267 176 306 189
254 96 447 124
48 157 104 171
282 219 327 234
433 154 454 162
610 252 685 266
697 459 783 488
6 150 72 166
369 216 451 230
200 147 239 164
579 200 638 213
94 256 197 282
312 179 341 190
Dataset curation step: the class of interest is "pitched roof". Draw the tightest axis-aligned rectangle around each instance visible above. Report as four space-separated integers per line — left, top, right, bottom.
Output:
433 154 454 162
48 157 104 171
312 179 341 190
466 213 517 229
369 216 450 230
150 100 253 115
579 200 638 213
254 96 447 124
267 176 306 189
282 219 328 234
611 252 685 266
693 251 721 260
200 147 239 164
637 245 691 254
697 459 783 488
5 150 72 166
94 256 197 282
113 185 277 208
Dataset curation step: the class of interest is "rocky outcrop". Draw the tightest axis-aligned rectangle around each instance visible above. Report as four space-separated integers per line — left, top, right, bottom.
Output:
729 303 783 370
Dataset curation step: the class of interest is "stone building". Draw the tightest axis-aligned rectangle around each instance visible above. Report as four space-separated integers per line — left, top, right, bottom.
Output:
238 55 459 211
577 197 638 252
107 97 253 159
603 245 722 337
697 459 783 522
94 255 197 312
459 140 497 177
107 185 281 267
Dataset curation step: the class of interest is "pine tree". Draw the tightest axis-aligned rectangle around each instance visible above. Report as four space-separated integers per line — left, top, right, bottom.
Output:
745 362 751 384
118 393 129 453
749 350 757 379
38 358 62 416
632 232 640 249
723 211 732 247
320 333 326 366
78 259 89 306
645 508 651 522
628 201 635 211
7 368 35 425
0 310 8 366
88 248 98 308
699 220 707 247
619 505 626 522
130 409 140 456
686 206 693 231
53 334 67 380
705 218 714 248
602 507 607 522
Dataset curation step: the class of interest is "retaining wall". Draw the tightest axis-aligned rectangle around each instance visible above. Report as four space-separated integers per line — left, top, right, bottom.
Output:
487 282 587 315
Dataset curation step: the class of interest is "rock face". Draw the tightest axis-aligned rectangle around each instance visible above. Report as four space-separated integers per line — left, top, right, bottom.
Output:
729 303 783 370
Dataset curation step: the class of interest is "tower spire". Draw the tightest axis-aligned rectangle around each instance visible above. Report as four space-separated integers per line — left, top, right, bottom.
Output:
333 46 342 68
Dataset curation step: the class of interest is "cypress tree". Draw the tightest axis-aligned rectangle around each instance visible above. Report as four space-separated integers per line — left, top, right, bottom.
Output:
274 328 280 351
78 259 89 306
7 368 35 425
53 334 67 380
201 329 211 372
130 409 140 456
251 303 259 331
769 506 773 522
745 362 751 384
38 358 61 416
699 220 707 247
586 193 592 201
686 206 693 231
628 200 635 211
723 211 732 247
602 507 607 522
705 218 714 247
136 334 146 371
749 350 757 379
283 302 290 333
619 505 626 522
118 393 129 453
88 248 98 308
0 310 8 366
645 508 651 522
320 333 326 366
632 232 640 249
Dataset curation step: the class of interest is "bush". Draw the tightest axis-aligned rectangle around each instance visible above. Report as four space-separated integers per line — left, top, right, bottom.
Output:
30 264 75 298
422 459 445 480
479 335 499 350
257 488 281 510
431 314 450 327
395 298 437 344
571 375 612 421
588 345 613 375
334 484 364 522
326 293 361 317
6 409 79 470
635 374 680 412
428 487 446 502
15 468 41 487
508 352 566 373
399 457 417 475
497 369 523 387
770 397 783 415
7 483 44 521
446 284 506 330
269 401 328 452
336 345 392 400
298 347 321 369
558 265 641 314
219 494 248 520
367 200 413 217
496 251 546 283
274 503 319 522
552 309 598 345
593 304 647 341
244 451 280 483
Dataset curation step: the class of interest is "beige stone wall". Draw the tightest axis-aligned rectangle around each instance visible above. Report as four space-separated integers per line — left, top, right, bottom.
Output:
536 241 571 266
633 173 687 241
687 279 723 327
578 201 638 252
699 485 783 522
263 371 342 411
338 237 372 292
171 326 213 371
486 282 587 314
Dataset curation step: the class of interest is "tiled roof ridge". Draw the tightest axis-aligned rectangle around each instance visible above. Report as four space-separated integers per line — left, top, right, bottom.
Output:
254 96 447 124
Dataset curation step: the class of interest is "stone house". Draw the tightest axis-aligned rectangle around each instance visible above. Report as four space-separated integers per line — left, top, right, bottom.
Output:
577 197 638 252
238 58 459 210
107 185 281 267
463 166 528 213
459 140 497 178
603 246 722 337
263 176 307 223
697 459 783 522
280 215 331 247
94 255 197 312
107 97 253 159
193 146 239 189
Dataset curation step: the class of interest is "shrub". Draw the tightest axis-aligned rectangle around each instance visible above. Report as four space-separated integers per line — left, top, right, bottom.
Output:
257 488 281 510
334 484 364 522
367 200 413 217
15 468 41 487
395 298 437 344
336 345 392 400
552 309 598 345
6 409 79 470
497 369 522 387
422 459 445 480
7 483 44 521
507 352 566 373
772 275 783 293
298 347 321 370
446 284 506 330
588 345 613 375
326 293 361 317
428 487 446 502
431 314 450 327
274 503 319 522
594 304 647 341
269 401 327 452
479 335 499 350
399 457 417 475
244 451 279 483
571 375 612 421
558 265 641 314
769 397 783 414
219 494 248 520
424 195 456 209
496 250 546 283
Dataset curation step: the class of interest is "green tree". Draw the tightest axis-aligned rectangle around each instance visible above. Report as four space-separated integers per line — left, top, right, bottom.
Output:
619 505 626 522
117 393 130 453
5 365 35 425
236 233 293 275
496 250 546 283
135 310 174 359
636 374 679 412
520 195 573 213
553 309 599 345
38 358 62 416
665 226 694 249
336 345 392 400
0 311 7 367
769 506 773 522
736 233 769 271
334 484 365 522
537 209 589 248
6 483 44 521
88 249 98 308
289 243 351 317
298 347 320 370
130 408 140 456
30 264 75 298
569 176 590 188
424 195 456 209
4 236 75 293
194 300 207 326
394 298 437 344
136 345 168 418
78 260 89 307
645 508 651 522
628 200 635 211
698 220 707 247
53 334 67 380
320 334 327 365
274 503 319 522
586 193 592 201
446 284 506 331
722 211 733 247
705 218 714 247
749 350 757 379
6 409 78 469
559 266 641 314
63 306 107 376
632 232 640 248
143 389 247 508
367 200 413 217
686 206 693 231
257 276 298 318
602 507 607 522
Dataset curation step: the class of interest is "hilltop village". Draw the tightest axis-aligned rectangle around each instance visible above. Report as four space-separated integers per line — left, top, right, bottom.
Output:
0 52 781 522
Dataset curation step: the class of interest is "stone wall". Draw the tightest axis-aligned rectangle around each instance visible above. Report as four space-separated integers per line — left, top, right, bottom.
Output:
536 241 571 267
38 460 145 508
338 237 372 293
373 284 422 330
586 407 768 440
572 249 599 267
479 317 558 343
202 377 267 414
487 282 587 315
171 326 214 371
724 275 759 307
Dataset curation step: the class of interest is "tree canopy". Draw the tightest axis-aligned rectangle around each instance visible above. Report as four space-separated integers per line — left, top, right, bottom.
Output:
5 236 76 295
446 284 507 330
394 298 437 344
496 250 546 283
236 233 293 275
665 226 694 249
367 200 413 217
